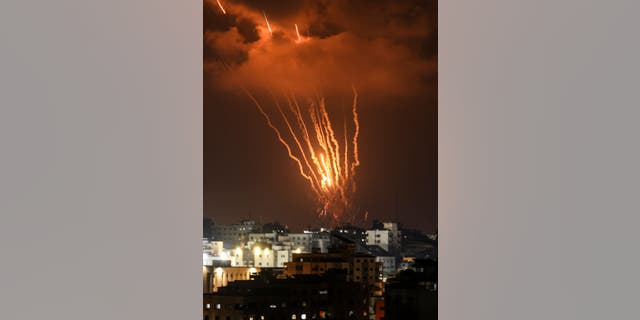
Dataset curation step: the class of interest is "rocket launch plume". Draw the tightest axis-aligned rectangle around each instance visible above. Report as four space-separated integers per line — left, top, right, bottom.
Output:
295 24 302 42
216 0 226 14
243 89 315 187
244 88 362 224
263 11 272 34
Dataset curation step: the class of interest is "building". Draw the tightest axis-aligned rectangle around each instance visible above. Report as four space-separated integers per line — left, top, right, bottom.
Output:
272 244 293 268
248 232 277 245
334 224 368 246
284 244 383 297
284 252 350 277
366 222 401 255
285 232 312 252
208 241 224 255
203 266 261 293
228 247 247 267
364 245 397 277
252 245 275 268
381 222 401 254
309 230 331 253
211 220 257 247
384 259 437 320
203 270 369 320
366 229 392 252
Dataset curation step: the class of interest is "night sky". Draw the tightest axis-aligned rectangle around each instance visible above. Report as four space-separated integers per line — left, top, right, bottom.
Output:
204 0 437 232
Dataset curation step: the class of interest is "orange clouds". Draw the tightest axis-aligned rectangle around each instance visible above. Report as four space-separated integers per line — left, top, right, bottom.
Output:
204 0 436 100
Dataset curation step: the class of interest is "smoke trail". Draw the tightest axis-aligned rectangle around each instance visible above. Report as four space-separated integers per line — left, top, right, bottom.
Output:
272 94 321 194
350 86 360 182
243 88 314 185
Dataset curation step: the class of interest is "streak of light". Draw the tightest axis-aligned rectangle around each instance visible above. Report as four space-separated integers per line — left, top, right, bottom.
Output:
216 0 226 14
243 88 314 185
263 11 272 34
295 24 302 42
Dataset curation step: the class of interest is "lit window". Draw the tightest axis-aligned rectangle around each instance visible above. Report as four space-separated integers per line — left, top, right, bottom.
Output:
206 303 210 309
215 304 221 310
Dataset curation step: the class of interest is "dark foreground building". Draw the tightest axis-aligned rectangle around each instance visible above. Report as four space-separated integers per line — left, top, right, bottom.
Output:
204 270 369 320
383 259 437 320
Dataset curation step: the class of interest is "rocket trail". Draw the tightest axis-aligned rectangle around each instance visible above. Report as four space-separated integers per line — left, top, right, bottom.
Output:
295 24 302 42
272 95 321 195
263 11 272 34
244 88 362 224
350 86 360 184
216 0 226 14
243 88 314 185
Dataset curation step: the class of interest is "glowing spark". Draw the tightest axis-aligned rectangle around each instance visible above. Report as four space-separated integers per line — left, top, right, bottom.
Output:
216 0 226 14
295 24 302 42
263 12 272 34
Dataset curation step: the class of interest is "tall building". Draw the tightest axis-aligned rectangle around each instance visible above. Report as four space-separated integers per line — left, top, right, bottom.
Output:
211 220 257 247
